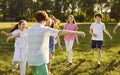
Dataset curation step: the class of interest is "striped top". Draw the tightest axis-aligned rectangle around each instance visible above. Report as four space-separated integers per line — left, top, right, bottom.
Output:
20 22 59 66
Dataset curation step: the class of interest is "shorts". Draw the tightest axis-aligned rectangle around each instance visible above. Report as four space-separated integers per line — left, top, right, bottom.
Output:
30 64 48 75
91 40 103 49
49 44 55 52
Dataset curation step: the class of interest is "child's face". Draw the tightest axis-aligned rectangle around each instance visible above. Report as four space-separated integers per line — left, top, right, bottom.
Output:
20 21 27 30
46 19 52 27
95 16 101 23
68 16 73 22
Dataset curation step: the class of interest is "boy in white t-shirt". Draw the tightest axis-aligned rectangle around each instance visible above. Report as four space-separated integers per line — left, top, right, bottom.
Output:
113 22 120 34
89 13 112 67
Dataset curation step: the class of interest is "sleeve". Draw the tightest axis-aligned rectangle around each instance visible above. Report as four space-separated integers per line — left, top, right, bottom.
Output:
75 24 78 30
64 24 67 29
20 30 27 38
46 27 60 36
11 30 19 35
90 23 93 29
103 23 106 30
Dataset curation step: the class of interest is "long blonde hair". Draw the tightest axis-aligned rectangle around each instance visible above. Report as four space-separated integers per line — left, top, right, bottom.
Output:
66 15 76 24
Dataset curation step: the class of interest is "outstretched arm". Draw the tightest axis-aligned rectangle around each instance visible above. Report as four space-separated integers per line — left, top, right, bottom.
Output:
104 29 112 40
1 31 12 37
6 33 20 42
58 30 85 37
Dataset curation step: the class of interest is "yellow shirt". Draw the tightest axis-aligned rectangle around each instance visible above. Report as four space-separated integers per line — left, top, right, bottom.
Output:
54 24 60 30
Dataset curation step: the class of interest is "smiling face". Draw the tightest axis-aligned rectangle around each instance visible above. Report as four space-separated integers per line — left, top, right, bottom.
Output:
67 16 74 23
19 21 27 31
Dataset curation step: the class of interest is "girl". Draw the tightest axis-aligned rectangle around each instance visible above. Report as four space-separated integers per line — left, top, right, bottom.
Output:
50 16 62 58
45 18 62 73
1 20 27 75
64 15 79 65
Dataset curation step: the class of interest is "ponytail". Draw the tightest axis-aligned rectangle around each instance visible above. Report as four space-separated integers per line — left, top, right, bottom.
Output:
10 20 26 32
10 24 19 32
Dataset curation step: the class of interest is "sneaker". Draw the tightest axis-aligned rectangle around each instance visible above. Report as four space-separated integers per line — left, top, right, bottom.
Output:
68 63 72 65
97 62 101 68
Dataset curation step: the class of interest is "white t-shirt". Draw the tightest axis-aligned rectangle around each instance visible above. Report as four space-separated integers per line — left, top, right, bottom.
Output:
90 22 106 41
12 29 26 48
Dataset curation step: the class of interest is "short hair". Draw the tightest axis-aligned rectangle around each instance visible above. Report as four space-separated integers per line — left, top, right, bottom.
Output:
95 13 102 19
35 11 49 22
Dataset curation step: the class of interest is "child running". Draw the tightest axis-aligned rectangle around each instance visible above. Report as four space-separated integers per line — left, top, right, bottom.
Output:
89 13 112 67
1 20 27 75
64 15 80 65
45 18 62 73
9 11 85 75
50 15 63 58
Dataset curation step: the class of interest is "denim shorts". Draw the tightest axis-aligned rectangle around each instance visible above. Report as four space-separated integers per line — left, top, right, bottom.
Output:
49 44 55 52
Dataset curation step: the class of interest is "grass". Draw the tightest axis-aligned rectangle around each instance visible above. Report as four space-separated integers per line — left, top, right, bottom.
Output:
0 22 120 75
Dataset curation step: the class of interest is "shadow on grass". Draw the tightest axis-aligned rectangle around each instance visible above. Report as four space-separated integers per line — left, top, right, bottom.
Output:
62 59 85 75
103 60 120 72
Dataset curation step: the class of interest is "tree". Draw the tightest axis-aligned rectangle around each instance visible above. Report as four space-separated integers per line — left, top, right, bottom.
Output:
109 0 120 22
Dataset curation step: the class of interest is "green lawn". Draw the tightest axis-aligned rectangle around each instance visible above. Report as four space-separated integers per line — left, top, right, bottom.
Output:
0 22 120 75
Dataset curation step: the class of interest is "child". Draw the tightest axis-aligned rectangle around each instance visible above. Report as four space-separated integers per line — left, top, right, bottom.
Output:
113 22 120 34
64 15 80 65
1 20 27 75
50 15 62 58
45 18 63 73
89 13 112 67
10 11 85 75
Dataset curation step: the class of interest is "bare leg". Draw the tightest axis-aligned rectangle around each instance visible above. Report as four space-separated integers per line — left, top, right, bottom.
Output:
98 48 101 65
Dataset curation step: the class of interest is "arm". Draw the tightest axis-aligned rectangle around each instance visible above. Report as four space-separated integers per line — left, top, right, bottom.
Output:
1 31 12 37
6 33 20 42
89 29 97 37
56 36 63 50
113 24 119 34
104 29 112 40
58 30 85 37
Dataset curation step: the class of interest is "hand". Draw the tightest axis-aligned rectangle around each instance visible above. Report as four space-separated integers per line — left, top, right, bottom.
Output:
1 31 5 34
80 32 85 38
113 31 116 34
109 35 112 40
92 34 97 37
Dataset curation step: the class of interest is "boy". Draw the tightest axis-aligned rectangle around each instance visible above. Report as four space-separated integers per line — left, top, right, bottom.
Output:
89 13 112 67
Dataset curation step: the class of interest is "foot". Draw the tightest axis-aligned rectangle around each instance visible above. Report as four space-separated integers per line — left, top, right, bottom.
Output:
97 62 101 68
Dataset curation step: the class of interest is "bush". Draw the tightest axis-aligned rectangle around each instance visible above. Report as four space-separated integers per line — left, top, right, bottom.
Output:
75 14 85 22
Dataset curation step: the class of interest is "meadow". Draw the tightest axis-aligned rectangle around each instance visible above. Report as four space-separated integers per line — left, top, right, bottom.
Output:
0 22 120 75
